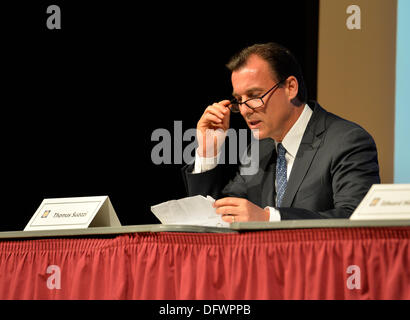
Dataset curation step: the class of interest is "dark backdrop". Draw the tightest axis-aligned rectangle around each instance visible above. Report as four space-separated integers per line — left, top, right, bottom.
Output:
1 1 319 231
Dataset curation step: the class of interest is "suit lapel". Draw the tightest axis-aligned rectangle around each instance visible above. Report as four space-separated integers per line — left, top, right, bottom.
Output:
280 103 327 208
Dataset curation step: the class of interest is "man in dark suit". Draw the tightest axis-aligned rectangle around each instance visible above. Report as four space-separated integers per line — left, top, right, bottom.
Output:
182 42 380 222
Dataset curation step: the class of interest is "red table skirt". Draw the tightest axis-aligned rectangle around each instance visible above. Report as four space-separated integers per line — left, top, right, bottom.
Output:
0 227 409 299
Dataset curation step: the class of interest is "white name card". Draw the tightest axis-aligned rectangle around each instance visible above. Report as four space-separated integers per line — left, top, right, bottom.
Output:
350 184 410 220
24 196 121 231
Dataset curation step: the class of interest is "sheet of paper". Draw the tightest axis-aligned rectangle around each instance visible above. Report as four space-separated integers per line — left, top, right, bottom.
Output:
350 184 410 220
24 196 121 231
151 195 230 228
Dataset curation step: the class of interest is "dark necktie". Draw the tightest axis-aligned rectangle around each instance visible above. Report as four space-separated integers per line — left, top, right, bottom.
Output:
276 143 287 207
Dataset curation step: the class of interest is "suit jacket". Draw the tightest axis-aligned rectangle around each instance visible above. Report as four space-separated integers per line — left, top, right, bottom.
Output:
181 101 380 219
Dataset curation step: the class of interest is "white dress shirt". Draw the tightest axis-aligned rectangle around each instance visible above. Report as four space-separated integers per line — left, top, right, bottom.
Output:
193 104 313 221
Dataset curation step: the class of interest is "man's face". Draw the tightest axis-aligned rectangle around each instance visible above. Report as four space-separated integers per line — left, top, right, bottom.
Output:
231 54 294 141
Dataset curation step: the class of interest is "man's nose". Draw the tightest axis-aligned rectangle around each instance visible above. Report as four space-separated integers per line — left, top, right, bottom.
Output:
240 104 254 118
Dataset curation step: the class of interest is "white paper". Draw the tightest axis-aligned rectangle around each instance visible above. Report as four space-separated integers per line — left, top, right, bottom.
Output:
24 196 121 231
151 195 230 228
350 184 410 220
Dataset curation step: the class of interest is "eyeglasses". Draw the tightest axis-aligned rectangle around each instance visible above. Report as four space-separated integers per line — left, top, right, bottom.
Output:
227 79 284 113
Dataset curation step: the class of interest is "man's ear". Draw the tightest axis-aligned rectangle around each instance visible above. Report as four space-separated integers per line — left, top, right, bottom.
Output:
285 76 299 103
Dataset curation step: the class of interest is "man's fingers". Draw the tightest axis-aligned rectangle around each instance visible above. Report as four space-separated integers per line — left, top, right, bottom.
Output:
205 113 223 124
203 105 228 124
215 206 238 216
207 105 226 117
211 103 229 115
213 197 241 208
218 99 231 105
221 214 240 223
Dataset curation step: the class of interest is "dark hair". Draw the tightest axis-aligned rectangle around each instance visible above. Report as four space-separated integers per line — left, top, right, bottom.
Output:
226 42 307 104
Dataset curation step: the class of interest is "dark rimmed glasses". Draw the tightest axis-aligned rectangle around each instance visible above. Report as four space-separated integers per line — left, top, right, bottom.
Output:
227 79 285 113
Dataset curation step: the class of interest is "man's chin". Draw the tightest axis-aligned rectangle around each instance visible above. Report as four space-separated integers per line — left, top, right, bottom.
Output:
251 128 264 140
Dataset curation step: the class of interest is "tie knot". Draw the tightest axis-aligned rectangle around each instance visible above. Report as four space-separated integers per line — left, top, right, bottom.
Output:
277 143 286 157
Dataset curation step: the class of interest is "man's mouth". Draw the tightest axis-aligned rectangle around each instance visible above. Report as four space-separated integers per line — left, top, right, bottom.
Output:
248 120 262 128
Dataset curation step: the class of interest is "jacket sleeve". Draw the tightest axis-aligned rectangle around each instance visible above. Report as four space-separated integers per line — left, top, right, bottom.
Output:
278 126 380 219
181 162 239 200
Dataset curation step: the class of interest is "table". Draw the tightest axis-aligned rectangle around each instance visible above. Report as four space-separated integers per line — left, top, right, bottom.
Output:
0 220 409 299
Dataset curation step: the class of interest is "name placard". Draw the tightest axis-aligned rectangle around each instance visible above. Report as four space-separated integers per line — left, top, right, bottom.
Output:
350 184 410 220
24 196 121 231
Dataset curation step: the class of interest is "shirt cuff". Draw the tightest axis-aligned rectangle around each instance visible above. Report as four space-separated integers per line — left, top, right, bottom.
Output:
192 148 221 174
265 206 281 222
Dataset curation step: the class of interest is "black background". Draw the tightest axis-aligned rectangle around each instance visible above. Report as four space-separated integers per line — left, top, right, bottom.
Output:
1 1 319 231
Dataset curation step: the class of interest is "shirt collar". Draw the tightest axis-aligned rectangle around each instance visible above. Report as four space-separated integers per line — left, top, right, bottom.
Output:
276 104 313 158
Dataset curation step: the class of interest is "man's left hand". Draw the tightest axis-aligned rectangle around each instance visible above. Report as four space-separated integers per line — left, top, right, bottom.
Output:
213 197 270 222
